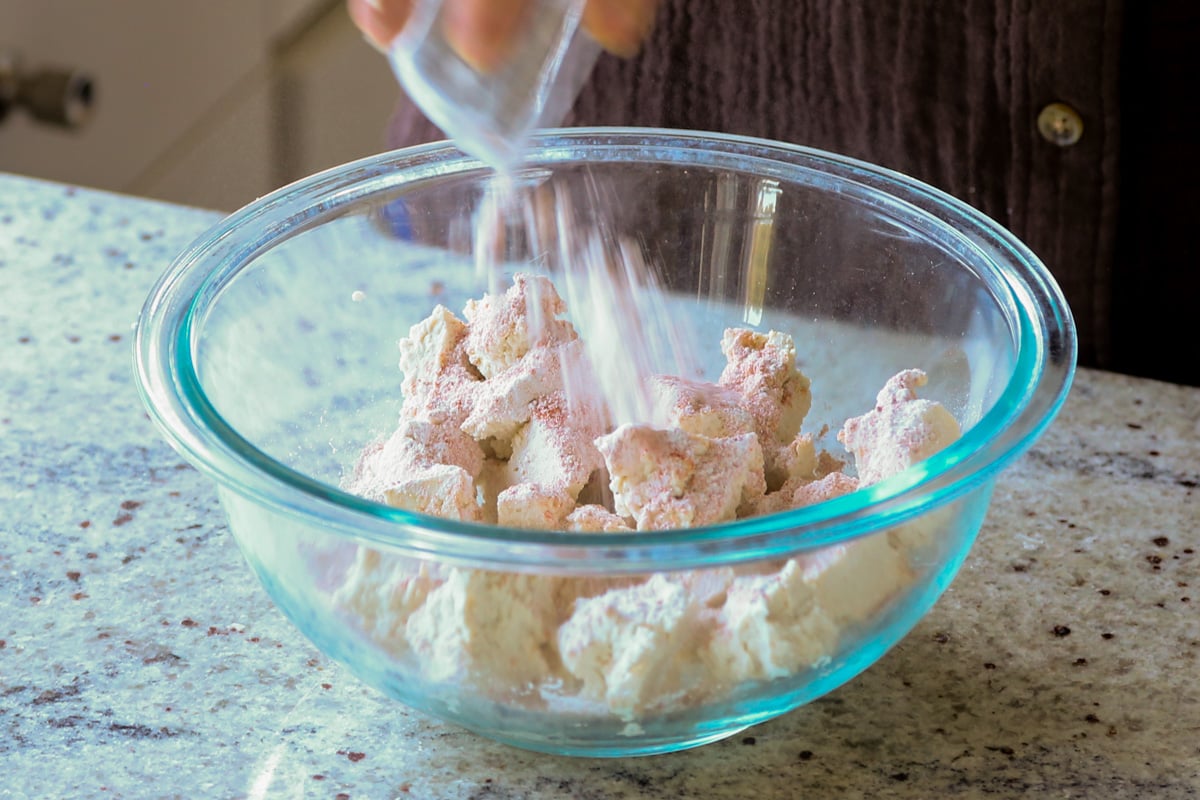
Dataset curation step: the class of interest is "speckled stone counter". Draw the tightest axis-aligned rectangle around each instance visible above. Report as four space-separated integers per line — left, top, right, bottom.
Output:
2 173 1198 799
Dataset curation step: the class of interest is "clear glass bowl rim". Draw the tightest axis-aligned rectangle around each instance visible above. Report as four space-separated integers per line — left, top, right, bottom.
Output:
133 128 1076 573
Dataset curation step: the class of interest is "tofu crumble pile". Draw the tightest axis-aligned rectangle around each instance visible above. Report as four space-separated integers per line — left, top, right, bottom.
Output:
333 273 962 720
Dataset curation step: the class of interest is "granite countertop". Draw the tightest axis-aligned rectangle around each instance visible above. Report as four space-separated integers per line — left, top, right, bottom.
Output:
1 173 1197 799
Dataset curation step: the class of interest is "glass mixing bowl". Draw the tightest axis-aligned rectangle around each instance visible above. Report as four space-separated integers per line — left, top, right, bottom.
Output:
134 129 1075 757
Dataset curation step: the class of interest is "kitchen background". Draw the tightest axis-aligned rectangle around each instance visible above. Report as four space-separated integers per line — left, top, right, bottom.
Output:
0 0 401 212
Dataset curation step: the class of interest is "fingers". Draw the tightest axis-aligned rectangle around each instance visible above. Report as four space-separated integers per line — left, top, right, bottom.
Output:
348 0 658 68
443 0 535 73
582 0 659 57
347 0 413 50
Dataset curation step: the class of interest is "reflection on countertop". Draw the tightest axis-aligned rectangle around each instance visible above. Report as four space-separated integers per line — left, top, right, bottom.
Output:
1 173 1197 799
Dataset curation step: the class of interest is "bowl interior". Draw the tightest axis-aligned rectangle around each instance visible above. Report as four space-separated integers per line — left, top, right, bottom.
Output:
188 143 1020 508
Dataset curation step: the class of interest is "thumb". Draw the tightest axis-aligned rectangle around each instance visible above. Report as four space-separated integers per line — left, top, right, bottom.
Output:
347 0 414 50
582 0 658 57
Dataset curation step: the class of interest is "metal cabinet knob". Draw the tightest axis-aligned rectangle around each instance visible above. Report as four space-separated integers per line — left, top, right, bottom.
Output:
0 51 96 129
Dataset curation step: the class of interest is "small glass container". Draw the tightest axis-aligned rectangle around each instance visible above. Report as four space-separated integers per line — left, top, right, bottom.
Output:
387 0 601 168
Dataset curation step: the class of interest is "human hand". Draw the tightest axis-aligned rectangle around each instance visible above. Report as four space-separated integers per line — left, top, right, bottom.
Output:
347 0 658 71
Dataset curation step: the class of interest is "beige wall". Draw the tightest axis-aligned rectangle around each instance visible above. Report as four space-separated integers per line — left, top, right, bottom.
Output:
0 0 401 212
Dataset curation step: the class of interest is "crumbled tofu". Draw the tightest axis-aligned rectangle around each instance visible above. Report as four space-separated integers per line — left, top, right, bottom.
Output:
330 550 447 648
334 273 965 724
718 328 812 444
397 305 481 425
497 483 576 530
648 375 755 438
565 504 634 532
750 469 860 517
461 338 588 447
765 431 818 491
705 560 840 684
383 463 483 522
347 420 484 519
593 425 766 530
799 532 914 625
505 392 606 500
463 273 577 379
405 569 562 688
353 419 484 491
558 575 709 719
839 369 962 486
